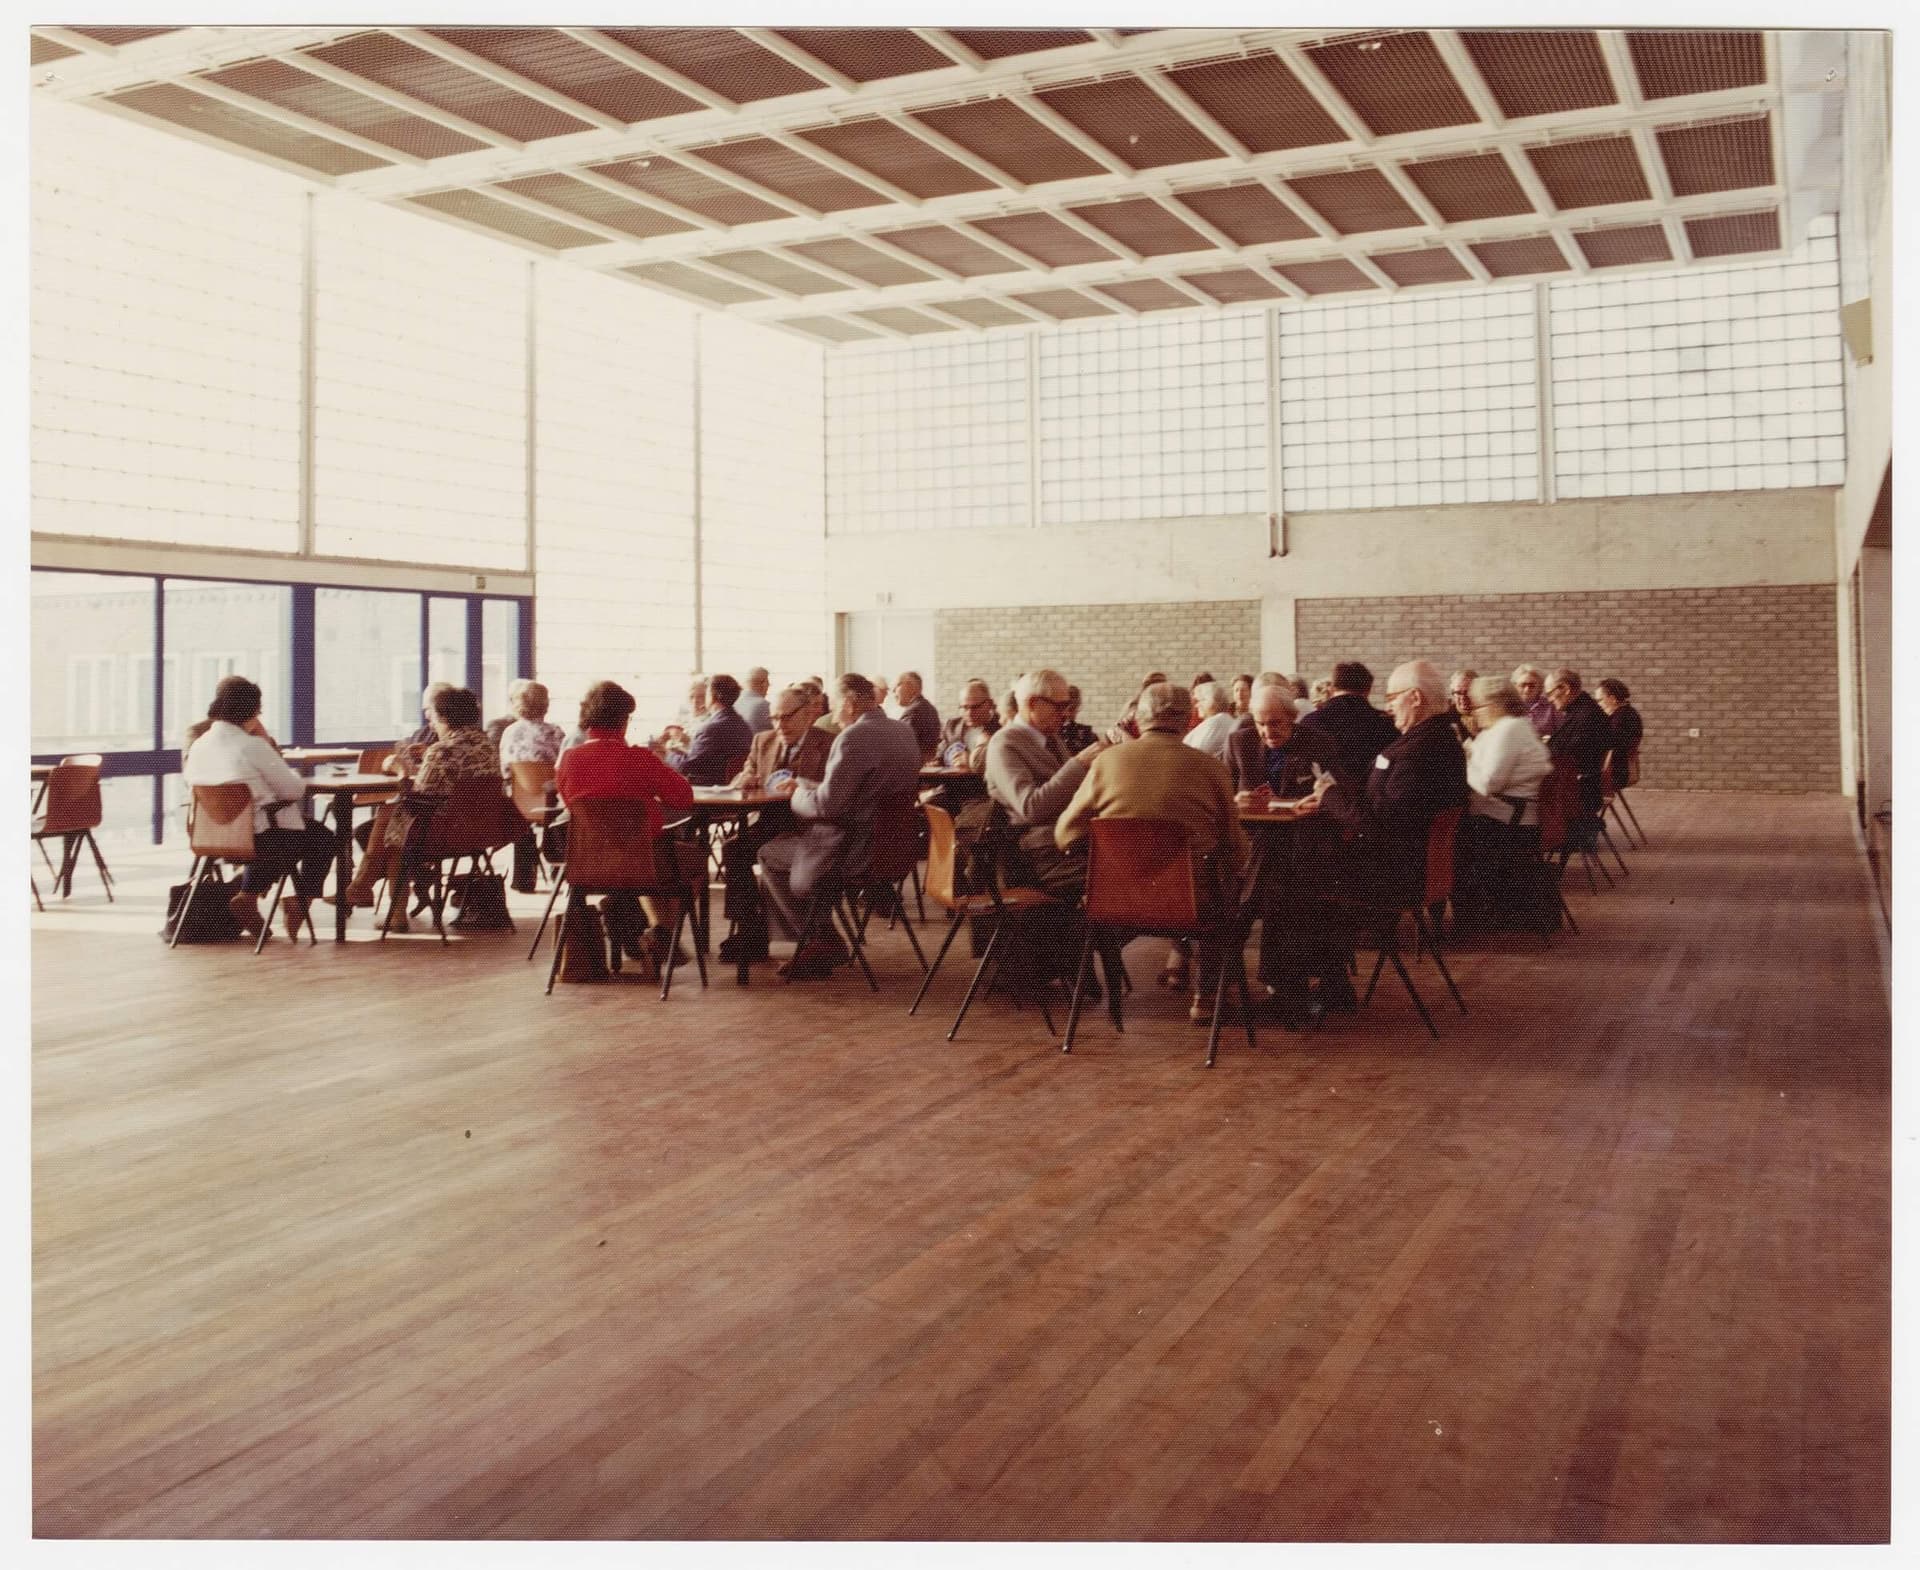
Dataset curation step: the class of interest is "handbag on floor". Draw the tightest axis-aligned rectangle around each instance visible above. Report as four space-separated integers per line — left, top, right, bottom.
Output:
159 870 244 944
556 902 610 983
448 871 513 931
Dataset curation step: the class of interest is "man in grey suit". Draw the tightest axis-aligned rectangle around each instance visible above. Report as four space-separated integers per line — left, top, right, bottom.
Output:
757 671 923 976
985 667 1112 897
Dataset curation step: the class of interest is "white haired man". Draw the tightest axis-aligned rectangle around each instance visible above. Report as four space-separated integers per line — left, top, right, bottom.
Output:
893 670 941 762
1297 659 1468 1011
739 666 772 735
984 667 1110 895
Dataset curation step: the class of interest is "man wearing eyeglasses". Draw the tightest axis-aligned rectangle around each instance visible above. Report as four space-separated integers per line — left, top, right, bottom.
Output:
720 686 832 965
985 668 1112 891
1513 664 1562 740
1447 669 1478 743
939 678 1001 772
1544 667 1613 815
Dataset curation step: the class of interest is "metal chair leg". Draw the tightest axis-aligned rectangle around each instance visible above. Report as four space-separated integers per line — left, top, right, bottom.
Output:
84 830 114 901
1599 820 1630 878
256 877 284 954
841 894 879 992
544 895 577 994
1417 910 1469 1016
892 886 928 974
167 857 207 949
528 870 568 960
950 918 1005 1041
1060 930 1094 1054
1386 941 1440 1039
910 912 964 1017
1204 945 1233 1068
1619 791 1647 847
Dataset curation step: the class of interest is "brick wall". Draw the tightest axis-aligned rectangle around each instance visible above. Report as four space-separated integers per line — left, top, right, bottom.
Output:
1295 584 1838 792
934 599 1262 732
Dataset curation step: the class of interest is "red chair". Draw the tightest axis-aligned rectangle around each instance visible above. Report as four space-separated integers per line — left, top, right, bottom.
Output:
169 782 317 953
1534 761 1586 934
537 796 708 997
1063 817 1255 1068
1353 806 1469 1037
382 779 523 943
31 755 114 902
909 802 1063 1040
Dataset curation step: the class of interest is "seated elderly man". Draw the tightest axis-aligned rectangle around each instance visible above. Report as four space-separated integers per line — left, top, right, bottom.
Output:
673 673 753 786
1293 660 1468 1011
738 667 773 735
1227 678 1322 1022
1055 682 1248 1025
938 678 1001 770
1183 681 1239 763
1454 674 1551 930
1227 678 1317 801
718 685 833 963
1514 664 1562 740
1447 669 1478 741
1545 667 1612 815
756 673 923 978
892 670 942 762
984 668 1110 897
1057 686 1099 754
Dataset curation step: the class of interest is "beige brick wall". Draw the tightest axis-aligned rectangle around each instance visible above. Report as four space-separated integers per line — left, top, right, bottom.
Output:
1295 584 1838 792
934 600 1262 732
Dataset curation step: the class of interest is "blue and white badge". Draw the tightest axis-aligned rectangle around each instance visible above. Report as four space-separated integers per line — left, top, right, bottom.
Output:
766 768 795 790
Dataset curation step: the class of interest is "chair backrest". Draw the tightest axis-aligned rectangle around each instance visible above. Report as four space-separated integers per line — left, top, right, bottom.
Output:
60 753 104 767
1424 806 1463 907
416 778 520 859
357 746 393 775
188 782 257 860
561 796 673 892
509 760 556 823
862 793 924 884
37 760 105 836
1084 817 1201 931
922 801 959 910
1626 745 1641 788
1536 758 1582 855
1599 750 1617 802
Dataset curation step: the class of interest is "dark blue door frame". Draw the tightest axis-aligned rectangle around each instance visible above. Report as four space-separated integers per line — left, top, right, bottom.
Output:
31 567 533 844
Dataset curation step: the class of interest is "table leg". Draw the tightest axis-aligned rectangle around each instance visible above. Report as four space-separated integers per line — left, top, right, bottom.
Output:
331 791 354 942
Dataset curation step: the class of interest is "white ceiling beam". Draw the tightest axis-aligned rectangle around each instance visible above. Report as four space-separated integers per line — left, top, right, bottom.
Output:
760 127 924 209
1445 239 1493 283
331 81 1781 207
673 151 824 221
1131 65 1255 163
1269 39 1374 148
682 256 804 302
910 29 984 71
278 51 525 152
1500 144 1559 218
915 300 991 333
33 25 366 99
1075 283 1136 317
1664 217 1694 263
1594 31 1645 110
1374 160 1451 231
1254 264 1310 301
854 231 966 284
1429 31 1506 130
951 223 1052 275
556 27 738 114
875 108 1025 192
1153 274 1218 308
1042 205 1143 264
79 92 343 188
737 28 859 95
1631 124 1676 203
1012 94 1134 177
391 192 575 261
1257 176 1341 243
617 265 773 314
553 182 1787 291
1348 254 1402 292
839 308 914 340
388 26 625 134
180 76 429 170
1158 199 1243 255
1549 229 1591 274
1090 29 1126 51
32 26 117 57
564 165 726 233
768 246 887 294
475 183 663 250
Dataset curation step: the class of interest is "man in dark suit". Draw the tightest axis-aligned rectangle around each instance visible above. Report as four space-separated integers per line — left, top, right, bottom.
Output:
674 673 753 786
893 670 943 762
1291 660 1468 1013
1546 667 1612 814
1291 661 1399 793
756 673 923 977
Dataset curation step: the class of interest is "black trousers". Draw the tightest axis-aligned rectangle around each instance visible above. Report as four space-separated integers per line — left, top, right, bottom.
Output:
244 822 335 898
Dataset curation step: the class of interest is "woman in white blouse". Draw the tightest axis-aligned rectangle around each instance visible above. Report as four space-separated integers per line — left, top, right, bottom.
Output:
497 680 566 773
1457 675 1552 929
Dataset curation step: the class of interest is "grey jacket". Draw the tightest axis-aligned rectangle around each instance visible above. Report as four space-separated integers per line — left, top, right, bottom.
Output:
985 720 1092 852
786 707 924 892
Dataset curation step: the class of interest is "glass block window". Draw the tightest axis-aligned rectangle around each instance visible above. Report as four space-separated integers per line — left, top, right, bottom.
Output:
534 268 697 724
1278 287 1540 511
1550 218 1845 498
826 337 1031 534
700 314 830 688
31 98 304 551
1036 314 1267 526
313 193 529 570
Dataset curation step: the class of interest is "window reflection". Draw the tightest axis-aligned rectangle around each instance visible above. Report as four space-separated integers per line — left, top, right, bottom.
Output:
316 588 419 742
31 573 157 755
162 580 292 750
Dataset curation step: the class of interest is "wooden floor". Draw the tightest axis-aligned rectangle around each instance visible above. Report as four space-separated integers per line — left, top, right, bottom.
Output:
31 791 1890 1542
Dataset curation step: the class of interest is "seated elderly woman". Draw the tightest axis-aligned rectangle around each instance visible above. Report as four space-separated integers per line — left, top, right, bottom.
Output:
554 679 703 967
497 680 566 892
1596 678 1643 789
337 685 500 931
182 675 336 942
1455 674 1552 930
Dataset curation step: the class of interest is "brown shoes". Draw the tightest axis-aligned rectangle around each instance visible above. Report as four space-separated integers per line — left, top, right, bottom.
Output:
227 892 265 938
776 939 850 980
280 895 308 942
